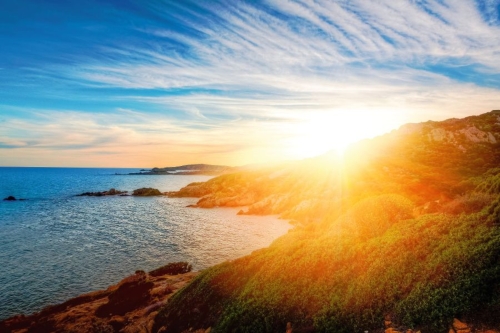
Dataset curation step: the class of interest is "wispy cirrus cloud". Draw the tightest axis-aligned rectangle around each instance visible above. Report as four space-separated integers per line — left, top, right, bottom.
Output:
1 0 500 166
77 0 500 86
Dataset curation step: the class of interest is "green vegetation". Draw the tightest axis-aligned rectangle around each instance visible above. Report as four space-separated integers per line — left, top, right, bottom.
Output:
155 111 500 332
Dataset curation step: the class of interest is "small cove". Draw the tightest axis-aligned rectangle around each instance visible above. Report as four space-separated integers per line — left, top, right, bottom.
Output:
0 167 292 319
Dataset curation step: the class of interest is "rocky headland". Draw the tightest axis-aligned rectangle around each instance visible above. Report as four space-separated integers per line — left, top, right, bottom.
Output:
126 164 232 176
155 111 500 332
0 263 197 333
167 110 500 224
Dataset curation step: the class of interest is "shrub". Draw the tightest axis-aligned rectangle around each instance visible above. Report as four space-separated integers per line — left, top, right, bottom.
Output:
441 193 494 215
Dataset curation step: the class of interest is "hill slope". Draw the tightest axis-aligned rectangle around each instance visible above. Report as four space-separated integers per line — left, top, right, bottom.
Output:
156 111 500 333
168 111 500 223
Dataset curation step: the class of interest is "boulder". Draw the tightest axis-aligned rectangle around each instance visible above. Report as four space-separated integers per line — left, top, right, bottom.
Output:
3 196 17 201
149 262 192 277
132 188 162 196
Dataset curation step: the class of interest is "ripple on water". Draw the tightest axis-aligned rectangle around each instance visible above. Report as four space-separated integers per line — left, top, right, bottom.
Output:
0 170 292 320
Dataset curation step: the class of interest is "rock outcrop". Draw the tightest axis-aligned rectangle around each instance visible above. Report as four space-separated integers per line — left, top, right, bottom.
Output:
149 262 192 277
2 196 27 201
0 269 197 333
76 188 165 197
132 188 162 196
77 188 127 196
95 271 154 317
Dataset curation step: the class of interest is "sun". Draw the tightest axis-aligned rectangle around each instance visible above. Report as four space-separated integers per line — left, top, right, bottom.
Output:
288 109 407 159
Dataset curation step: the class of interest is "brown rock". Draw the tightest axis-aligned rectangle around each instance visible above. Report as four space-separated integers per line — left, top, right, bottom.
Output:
147 319 155 332
452 318 470 333
0 271 197 333
386 328 401 333
132 187 162 196
96 271 154 317
109 315 126 331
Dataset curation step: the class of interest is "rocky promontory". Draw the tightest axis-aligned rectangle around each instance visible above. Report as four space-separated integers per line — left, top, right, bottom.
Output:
126 164 232 176
166 110 500 224
0 263 197 333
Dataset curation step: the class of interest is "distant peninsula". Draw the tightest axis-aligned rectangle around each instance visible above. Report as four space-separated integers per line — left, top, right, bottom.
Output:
123 164 232 176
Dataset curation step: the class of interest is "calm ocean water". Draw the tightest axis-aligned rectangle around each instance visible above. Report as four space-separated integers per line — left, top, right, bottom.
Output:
0 167 292 320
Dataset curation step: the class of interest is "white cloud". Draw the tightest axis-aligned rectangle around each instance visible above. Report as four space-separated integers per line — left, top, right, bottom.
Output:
3 1 500 166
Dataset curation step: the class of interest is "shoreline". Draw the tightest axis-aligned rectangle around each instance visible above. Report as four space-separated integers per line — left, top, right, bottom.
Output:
0 268 199 333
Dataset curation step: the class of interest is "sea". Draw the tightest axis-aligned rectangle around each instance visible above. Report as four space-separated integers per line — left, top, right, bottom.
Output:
0 167 292 320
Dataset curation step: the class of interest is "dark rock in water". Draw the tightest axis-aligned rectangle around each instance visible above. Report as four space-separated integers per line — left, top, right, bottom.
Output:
132 188 162 196
77 188 127 197
3 196 16 201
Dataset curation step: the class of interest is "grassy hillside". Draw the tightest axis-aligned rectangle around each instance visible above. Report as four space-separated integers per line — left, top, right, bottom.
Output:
168 111 500 224
156 111 500 333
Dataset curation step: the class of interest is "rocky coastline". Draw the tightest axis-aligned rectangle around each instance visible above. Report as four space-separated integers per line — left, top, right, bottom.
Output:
2 111 500 332
0 263 197 333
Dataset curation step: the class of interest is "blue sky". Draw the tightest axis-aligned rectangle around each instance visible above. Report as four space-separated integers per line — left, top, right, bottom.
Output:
1 0 500 167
